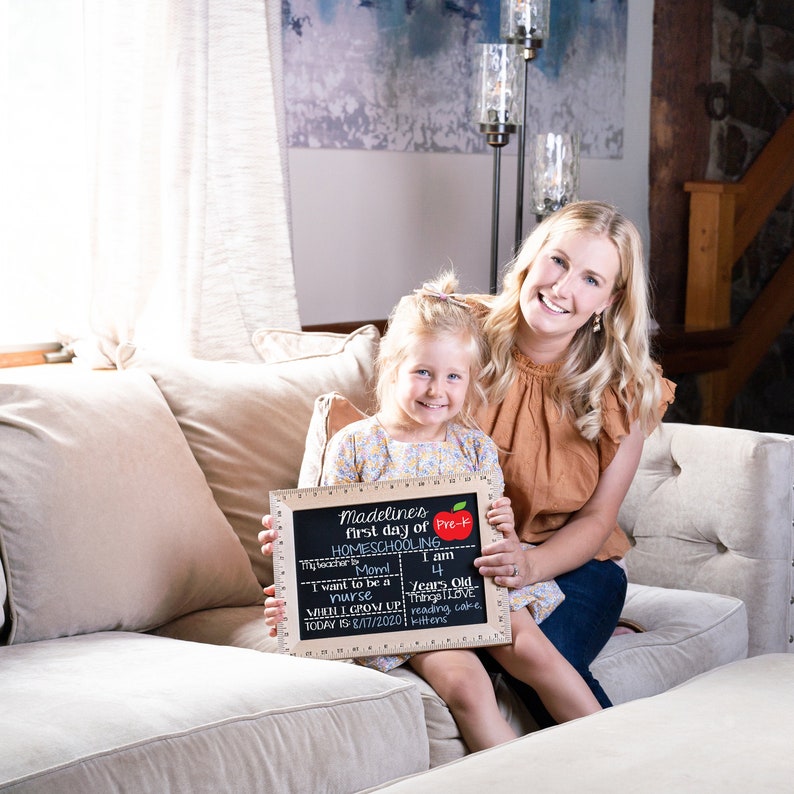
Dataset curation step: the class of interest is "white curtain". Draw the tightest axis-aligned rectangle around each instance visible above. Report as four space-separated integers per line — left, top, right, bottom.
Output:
80 0 299 365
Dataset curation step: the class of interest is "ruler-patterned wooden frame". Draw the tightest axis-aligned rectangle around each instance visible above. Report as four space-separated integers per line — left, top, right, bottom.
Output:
270 472 511 660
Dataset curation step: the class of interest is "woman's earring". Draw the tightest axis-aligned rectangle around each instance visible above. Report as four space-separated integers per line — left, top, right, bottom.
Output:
592 312 602 333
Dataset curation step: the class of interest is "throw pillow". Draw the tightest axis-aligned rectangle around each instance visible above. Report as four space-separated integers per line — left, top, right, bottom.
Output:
252 325 379 363
298 392 369 488
118 326 379 586
0 366 262 645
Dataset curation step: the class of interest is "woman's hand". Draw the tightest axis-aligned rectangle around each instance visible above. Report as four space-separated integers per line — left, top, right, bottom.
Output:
258 514 277 557
263 583 285 637
476 496 530 588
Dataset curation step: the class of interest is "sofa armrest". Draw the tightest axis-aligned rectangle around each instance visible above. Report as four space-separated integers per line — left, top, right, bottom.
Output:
619 422 794 656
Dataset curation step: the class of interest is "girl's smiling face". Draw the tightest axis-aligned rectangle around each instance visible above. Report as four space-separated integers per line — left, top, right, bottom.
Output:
383 332 473 442
516 231 620 361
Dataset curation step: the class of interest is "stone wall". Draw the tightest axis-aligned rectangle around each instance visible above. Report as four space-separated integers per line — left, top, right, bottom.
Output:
673 0 794 432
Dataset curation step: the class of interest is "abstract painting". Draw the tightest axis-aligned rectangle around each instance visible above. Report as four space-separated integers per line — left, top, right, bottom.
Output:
281 1 626 158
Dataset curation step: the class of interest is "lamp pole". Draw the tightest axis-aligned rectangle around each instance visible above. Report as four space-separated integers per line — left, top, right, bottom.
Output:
482 127 512 295
514 46 537 251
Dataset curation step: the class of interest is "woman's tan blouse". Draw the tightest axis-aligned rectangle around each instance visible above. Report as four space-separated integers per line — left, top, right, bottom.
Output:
478 348 676 561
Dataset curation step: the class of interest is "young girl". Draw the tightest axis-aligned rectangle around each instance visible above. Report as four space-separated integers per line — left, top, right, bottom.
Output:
261 273 601 752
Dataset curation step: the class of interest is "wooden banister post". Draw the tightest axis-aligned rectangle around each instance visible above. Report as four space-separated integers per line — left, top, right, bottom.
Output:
683 182 745 425
683 182 744 329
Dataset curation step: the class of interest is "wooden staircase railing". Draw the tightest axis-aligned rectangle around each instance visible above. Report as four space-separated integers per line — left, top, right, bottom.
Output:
683 110 794 425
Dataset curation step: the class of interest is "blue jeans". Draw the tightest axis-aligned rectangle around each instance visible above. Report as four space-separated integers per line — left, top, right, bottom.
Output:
481 558 627 727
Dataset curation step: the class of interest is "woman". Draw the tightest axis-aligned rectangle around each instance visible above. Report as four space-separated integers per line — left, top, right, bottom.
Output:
470 200 675 721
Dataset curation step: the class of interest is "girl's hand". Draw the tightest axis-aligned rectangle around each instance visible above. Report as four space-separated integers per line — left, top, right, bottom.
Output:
261 518 284 636
259 514 277 557
263 583 285 637
476 497 529 587
486 496 515 538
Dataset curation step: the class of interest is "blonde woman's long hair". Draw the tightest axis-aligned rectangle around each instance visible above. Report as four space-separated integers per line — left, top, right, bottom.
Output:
478 201 662 441
376 271 489 429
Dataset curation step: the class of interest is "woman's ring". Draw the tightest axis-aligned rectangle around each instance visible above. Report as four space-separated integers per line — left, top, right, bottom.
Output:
512 564 519 578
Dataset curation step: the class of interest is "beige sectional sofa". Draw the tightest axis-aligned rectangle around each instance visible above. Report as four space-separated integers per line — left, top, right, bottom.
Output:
1 325 792 792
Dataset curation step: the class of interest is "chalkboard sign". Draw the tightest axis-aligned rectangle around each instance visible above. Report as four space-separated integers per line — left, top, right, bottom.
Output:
270 472 511 660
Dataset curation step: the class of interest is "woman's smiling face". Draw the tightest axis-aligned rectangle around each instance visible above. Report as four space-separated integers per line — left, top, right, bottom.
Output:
516 231 620 360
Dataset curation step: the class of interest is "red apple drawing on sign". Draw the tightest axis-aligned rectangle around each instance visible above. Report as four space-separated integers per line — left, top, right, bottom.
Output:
433 501 474 541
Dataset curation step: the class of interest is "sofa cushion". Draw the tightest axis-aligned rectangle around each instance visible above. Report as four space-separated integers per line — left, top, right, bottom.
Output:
0 632 429 792
592 582 748 703
0 366 262 645
368 654 794 793
118 326 378 587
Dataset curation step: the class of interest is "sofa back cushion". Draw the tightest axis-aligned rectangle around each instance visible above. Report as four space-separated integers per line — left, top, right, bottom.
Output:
118 326 379 586
0 366 262 645
620 421 794 656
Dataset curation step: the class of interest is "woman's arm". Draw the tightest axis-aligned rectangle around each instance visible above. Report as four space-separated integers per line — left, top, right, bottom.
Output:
475 420 645 587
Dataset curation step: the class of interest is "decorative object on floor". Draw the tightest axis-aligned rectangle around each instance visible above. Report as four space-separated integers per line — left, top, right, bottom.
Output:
473 42 524 293
530 132 580 220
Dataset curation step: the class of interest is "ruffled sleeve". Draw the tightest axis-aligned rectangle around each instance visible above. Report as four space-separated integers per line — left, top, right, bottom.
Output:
598 367 676 472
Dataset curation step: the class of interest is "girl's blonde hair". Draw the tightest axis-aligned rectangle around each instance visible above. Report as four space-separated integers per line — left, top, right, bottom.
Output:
477 200 662 440
376 271 489 429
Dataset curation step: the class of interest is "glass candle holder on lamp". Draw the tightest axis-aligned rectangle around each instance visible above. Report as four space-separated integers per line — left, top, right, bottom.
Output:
473 43 523 146
500 0 551 49
530 132 580 219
